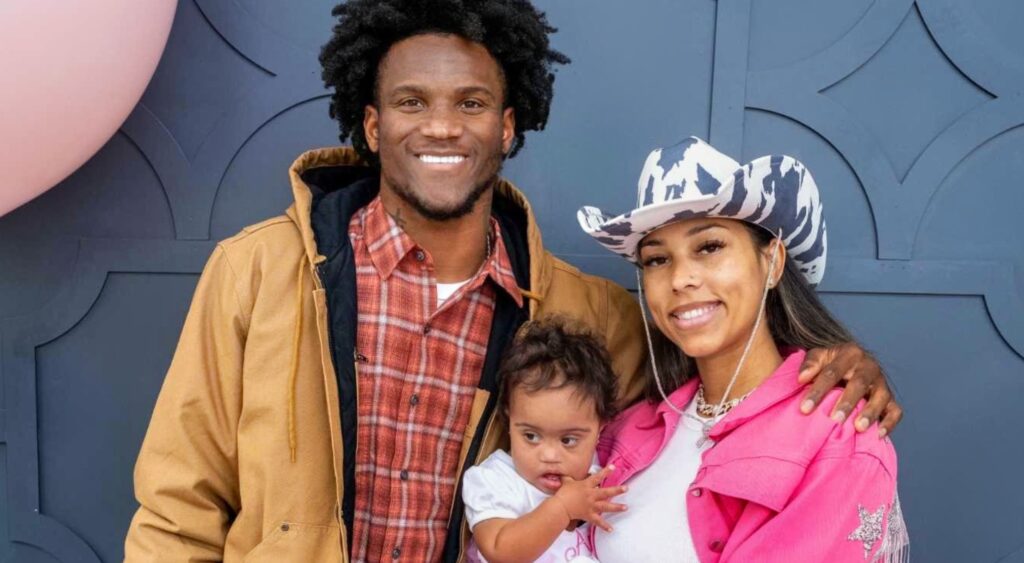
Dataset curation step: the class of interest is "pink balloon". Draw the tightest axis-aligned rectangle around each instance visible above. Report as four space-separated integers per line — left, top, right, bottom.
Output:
0 0 177 217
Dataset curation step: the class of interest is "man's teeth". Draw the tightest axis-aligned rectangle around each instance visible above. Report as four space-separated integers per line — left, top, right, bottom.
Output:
676 305 717 320
419 155 465 164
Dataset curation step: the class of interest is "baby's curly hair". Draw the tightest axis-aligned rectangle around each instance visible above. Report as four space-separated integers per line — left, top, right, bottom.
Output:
498 317 619 422
319 0 570 164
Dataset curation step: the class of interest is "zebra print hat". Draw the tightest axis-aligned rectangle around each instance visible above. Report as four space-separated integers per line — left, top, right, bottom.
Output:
577 137 828 285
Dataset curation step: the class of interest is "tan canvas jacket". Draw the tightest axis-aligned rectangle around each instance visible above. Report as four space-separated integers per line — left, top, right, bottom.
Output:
124 147 645 562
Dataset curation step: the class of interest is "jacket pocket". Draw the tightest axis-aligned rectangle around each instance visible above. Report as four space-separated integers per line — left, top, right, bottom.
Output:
242 521 342 563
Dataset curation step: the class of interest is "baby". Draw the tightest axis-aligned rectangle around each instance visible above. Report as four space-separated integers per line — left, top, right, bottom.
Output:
462 319 628 563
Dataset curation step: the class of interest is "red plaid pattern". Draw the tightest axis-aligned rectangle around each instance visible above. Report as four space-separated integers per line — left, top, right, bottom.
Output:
348 197 522 562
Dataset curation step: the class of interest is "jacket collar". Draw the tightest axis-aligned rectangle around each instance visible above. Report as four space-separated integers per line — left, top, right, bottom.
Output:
285 146 369 267
635 348 807 435
708 348 806 438
284 146 550 304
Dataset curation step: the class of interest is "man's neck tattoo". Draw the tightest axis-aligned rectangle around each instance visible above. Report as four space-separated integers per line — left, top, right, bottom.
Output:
388 206 407 229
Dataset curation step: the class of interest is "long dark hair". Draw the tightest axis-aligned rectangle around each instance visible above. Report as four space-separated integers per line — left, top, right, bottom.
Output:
643 223 854 401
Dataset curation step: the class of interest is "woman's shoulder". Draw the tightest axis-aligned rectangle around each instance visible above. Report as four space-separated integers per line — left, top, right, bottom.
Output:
700 388 898 514
812 389 898 474
752 385 899 483
722 380 897 477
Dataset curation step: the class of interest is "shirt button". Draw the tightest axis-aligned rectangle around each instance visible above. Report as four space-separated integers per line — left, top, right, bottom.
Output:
392 546 401 559
409 394 420 406
400 469 409 481
414 250 425 262
423 325 431 335
709 539 724 552
691 488 702 497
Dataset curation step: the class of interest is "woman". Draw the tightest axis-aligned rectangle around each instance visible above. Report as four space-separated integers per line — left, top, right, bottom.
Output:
576 137 908 562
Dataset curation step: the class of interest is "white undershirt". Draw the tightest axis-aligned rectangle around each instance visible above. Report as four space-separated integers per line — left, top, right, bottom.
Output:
594 397 719 562
436 279 471 308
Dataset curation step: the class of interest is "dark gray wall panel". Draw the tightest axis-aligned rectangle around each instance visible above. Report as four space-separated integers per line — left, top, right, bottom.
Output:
36 273 198 563
141 0 273 160
915 125 1024 289
503 0 717 256
822 7 993 180
209 98 339 240
743 109 878 259
747 0 877 72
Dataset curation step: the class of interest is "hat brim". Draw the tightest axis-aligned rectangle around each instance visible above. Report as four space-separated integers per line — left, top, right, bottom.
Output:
577 188 727 264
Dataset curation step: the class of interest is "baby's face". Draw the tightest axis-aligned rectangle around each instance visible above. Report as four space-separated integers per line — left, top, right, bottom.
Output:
507 384 602 494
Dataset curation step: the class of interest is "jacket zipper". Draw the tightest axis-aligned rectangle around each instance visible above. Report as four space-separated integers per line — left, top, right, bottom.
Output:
316 262 351 560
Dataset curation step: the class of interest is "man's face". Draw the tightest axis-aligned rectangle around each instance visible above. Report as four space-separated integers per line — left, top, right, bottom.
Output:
364 33 515 221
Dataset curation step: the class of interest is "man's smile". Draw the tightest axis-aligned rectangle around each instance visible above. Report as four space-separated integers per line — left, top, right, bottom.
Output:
416 152 469 168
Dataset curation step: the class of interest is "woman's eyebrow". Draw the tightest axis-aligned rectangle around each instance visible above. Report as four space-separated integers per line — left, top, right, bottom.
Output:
687 223 724 236
640 223 724 249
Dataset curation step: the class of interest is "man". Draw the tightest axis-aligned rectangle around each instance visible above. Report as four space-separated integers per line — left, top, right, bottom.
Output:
125 1 902 561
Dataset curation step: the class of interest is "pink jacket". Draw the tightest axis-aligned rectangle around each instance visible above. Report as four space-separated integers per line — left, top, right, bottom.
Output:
595 349 907 562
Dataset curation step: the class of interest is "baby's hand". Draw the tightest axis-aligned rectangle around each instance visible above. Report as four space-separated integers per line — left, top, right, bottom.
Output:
552 466 627 533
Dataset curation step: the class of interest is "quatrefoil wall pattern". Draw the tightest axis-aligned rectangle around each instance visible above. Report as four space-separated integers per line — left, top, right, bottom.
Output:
0 1 1020 561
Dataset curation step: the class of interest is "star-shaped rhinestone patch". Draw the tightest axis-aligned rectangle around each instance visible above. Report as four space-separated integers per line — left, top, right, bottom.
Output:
847 504 886 559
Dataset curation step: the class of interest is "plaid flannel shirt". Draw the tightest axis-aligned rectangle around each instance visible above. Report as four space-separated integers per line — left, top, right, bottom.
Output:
348 197 522 562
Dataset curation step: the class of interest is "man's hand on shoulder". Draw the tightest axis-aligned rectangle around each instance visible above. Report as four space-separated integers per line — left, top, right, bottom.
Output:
797 343 904 438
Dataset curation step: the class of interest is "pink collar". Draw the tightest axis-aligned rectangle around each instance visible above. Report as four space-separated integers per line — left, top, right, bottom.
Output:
636 349 807 438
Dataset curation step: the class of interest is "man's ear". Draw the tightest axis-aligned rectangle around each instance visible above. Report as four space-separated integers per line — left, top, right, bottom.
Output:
364 105 380 153
501 107 515 154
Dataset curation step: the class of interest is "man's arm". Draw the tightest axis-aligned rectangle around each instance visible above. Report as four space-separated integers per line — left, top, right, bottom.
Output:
797 344 904 437
125 245 246 562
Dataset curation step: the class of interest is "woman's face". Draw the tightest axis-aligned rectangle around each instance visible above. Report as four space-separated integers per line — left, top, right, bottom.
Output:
638 218 777 360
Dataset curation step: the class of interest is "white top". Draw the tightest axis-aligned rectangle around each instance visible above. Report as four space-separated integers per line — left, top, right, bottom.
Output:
594 397 718 562
437 279 470 308
463 450 598 563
